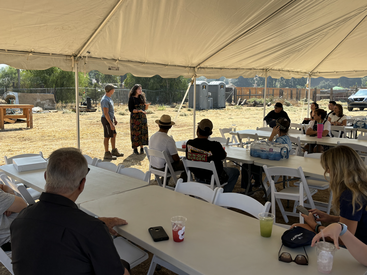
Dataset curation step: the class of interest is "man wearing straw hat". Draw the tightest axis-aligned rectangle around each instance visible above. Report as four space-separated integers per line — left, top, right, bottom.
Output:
149 115 186 180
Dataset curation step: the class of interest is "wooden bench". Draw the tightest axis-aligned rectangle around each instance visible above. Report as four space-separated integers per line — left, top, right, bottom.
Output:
0 104 34 130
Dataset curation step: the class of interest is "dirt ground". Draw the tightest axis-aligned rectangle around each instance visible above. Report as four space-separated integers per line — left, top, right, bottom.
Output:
0 99 363 274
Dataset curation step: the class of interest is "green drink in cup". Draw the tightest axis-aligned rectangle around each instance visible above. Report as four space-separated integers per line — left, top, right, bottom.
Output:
258 212 274 237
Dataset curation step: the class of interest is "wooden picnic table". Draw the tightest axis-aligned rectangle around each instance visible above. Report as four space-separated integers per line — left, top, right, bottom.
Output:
0 104 34 130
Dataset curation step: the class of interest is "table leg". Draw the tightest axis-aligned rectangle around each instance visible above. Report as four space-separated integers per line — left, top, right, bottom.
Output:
243 163 252 195
29 108 33 128
0 108 4 130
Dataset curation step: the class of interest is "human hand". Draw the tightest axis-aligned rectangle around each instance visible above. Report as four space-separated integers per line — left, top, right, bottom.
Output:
301 213 318 230
309 209 330 223
311 223 341 249
98 217 128 236
271 125 280 136
4 211 12 217
114 120 118 126
110 124 115 131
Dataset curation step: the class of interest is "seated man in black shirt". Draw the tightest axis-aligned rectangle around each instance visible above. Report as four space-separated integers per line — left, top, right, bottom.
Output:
10 148 130 275
185 119 239 192
264 102 291 128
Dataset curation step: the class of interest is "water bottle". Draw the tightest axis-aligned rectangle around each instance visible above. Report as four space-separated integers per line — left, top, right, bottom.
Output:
317 123 323 138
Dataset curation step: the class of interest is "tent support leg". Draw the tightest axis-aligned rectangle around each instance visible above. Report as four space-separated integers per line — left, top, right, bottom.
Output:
75 62 80 149
193 75 197 138
263 71 268 126
307 74 311 117
174 79 193 123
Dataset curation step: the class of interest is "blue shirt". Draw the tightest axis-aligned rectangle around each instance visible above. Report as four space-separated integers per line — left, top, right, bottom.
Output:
340 189 367 244
101 95 114 120
274 135 292 150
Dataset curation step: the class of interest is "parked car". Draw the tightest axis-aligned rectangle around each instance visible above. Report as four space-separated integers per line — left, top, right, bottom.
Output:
347 89 367 111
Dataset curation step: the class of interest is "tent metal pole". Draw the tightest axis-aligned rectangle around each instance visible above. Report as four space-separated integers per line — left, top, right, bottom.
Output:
75 62 80 149
263 71 268 126
174 79 193 123
307 74 311 117
193 75 197 138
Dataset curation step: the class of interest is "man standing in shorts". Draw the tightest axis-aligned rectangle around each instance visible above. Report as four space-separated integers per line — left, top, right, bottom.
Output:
101 84 124 160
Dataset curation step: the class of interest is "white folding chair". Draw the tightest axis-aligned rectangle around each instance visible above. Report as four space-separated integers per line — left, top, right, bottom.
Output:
117 167 151 183
256 127 272 131
263 165 317 224
96 161 118 172
208 137 229 145
0 174 36 205
213 188 271 218
83 154 99 166
300 152 332 214
219 128 239 145
330 126 345 138
4 152 44 165
0 247 13 275
113 237 148 269
237 133 259 148
289 136 303 156
174 178 218 203
145 147 183 188
289 123 303 131
288 128 304 134
182 157 227 190
336 142 367 164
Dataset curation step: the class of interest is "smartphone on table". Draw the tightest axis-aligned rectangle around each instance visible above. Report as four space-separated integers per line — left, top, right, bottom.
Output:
149 226 169 242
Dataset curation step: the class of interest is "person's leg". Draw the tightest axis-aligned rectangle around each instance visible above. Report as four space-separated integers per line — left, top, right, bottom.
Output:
172 160 187 181
104 137 110 152
222 167 240 192
111 133 116 150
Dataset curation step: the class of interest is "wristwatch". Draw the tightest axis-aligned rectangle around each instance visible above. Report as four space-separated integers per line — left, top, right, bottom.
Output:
338 222 348 236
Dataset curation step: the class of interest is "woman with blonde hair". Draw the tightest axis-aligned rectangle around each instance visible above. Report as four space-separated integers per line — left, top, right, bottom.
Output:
292 145 367 245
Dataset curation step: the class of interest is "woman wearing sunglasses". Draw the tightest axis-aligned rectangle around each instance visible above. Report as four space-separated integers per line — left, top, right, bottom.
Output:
292 145 367 247
312 223 367 266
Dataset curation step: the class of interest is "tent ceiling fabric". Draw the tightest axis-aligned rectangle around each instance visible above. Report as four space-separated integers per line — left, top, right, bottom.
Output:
1 0 367 79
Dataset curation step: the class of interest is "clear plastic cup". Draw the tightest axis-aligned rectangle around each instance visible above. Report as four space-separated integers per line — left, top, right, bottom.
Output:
316 242 336 274
258 212 274 237
171 216 187 242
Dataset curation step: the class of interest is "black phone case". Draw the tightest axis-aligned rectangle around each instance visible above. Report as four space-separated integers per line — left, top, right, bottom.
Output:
149 226 169 242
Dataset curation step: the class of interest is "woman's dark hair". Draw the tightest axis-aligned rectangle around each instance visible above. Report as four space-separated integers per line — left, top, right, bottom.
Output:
335 104 344 118
276 117 290 134
198 127 212 137
311 102 319 109
128 84 146 104
314 109 327 120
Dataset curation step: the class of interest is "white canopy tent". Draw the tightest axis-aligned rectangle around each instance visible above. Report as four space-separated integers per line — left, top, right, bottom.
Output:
1 0 367 145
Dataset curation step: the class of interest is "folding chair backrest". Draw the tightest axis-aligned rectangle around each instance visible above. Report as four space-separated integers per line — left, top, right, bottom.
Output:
358 133 367 141
182 157 223 190
96 162 118 172
0 247 13 275
213 188 271 218
118 167 151 183
256 127 272 131
330 126 345 138
174 179 217 203
290 123 303 130
219 128 239 144
83 154 99 166
4 152 43 165
288 129 303 134
337 142 367 164
0 175 35 205
289 136 302 156
145 147 177 188
208 137 229 145
237 133 258 148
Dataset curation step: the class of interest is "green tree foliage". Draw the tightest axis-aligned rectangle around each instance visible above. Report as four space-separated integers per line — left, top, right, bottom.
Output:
88 70 120 87
0 66 18 89
318 80 334 89
124 74 189 104
362 76 367 87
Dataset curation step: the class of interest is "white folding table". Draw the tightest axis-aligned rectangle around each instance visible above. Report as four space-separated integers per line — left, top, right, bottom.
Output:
80 186 367 275
0 164 149 205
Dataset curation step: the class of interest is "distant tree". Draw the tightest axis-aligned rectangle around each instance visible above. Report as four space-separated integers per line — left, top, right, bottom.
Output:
362 76 367 87
318 80 334 89
88 70 120 86
0 66 18 89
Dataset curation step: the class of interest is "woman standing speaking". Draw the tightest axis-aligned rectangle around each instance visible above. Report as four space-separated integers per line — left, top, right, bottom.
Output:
128 84 150 154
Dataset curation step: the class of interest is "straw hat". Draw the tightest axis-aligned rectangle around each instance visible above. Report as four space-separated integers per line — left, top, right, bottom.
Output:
155 115 175 126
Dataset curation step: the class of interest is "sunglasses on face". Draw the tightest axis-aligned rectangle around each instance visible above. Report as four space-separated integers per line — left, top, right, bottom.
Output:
278 245 308 265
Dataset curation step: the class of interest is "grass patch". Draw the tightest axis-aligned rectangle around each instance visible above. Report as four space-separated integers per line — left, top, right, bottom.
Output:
118 111 127 116
157 105 166 111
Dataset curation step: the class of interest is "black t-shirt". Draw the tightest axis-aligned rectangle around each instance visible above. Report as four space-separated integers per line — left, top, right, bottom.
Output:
264 110 291 127
185 138 226 180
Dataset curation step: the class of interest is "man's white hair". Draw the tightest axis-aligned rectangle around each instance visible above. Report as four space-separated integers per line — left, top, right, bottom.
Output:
45 148 88 194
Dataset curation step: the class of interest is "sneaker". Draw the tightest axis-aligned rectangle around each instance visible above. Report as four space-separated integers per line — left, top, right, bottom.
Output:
140 148 144 154
104 151 114 160
133 148 139 155
111 148 124 157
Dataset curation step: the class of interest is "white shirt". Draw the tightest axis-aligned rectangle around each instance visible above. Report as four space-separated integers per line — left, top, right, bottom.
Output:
0 190 17 246
149 131 178 169
308 120 331 136
329 114 347 124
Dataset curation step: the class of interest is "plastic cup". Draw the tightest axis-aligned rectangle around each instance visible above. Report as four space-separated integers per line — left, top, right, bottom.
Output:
258 212 274 237
316 242 336 274
171 216 187 242
182 141 187 149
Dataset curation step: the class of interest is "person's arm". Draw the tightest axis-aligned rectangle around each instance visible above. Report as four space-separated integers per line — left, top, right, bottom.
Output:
312 223 367 266
306 121 317 135
103 107 115 130
0 185 27 213
172 154 180 162
268 125 280 142
145 103 150 110
98 217 128 236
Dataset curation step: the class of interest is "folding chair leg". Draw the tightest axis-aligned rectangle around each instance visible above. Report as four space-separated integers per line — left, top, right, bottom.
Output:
276 198 289 223
147 255 189 275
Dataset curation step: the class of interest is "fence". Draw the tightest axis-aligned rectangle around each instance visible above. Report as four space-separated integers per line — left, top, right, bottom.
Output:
235 87 320 102
0 87 186 105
